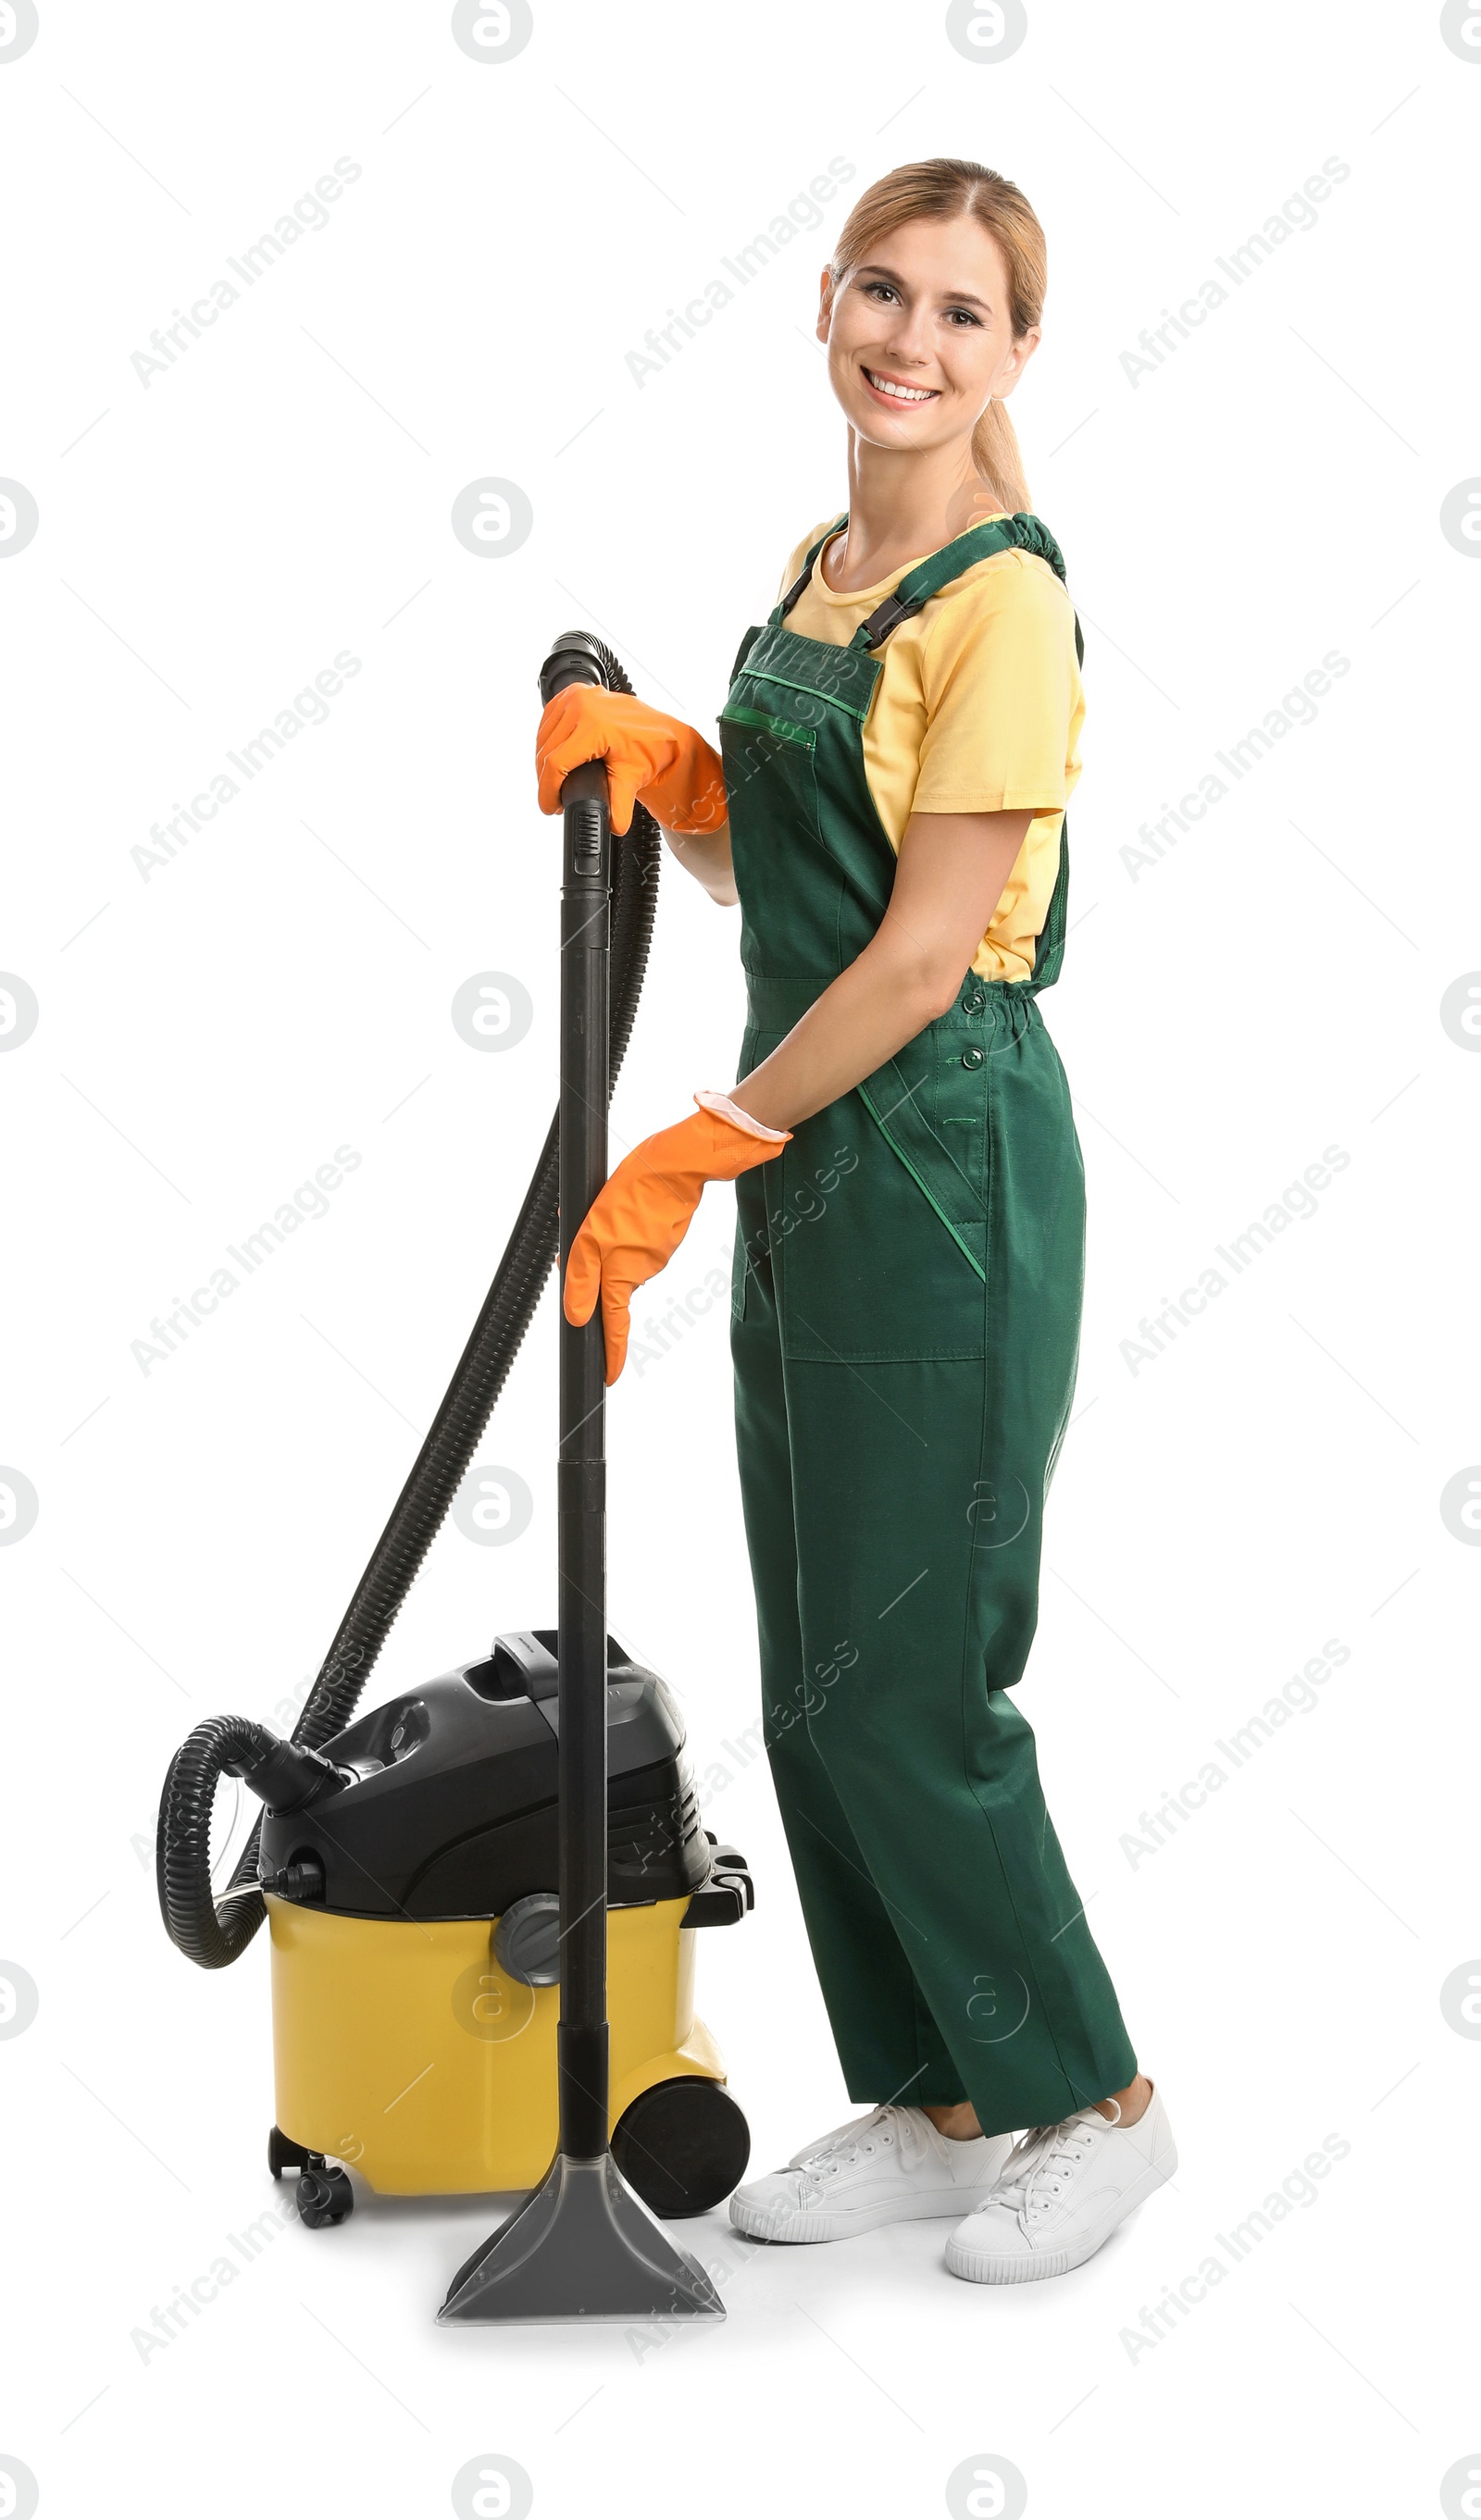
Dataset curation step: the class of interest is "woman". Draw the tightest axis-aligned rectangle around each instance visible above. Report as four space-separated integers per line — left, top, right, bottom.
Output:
536 157 1176 2285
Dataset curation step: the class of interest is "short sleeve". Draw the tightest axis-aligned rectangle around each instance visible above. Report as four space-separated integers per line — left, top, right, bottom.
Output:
911 555 1079 816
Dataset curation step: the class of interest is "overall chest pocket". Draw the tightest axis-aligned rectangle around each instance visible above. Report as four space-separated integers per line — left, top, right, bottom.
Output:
718 701 818 841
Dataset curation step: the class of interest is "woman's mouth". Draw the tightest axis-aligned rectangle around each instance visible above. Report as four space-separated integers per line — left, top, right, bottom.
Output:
861 366 940 408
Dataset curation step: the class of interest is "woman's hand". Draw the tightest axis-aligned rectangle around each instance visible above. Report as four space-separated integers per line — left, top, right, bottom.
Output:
536 687 728 838
564 1096 788 1383
728 806 1036 1134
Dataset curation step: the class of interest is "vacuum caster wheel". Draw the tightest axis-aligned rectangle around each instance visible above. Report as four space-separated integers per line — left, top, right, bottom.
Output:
268 2125 311 2180
295 2156 355 2228
612 2078 751 2219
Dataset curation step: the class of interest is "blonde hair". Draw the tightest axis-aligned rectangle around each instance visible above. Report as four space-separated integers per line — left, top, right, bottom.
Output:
827 157 1045 515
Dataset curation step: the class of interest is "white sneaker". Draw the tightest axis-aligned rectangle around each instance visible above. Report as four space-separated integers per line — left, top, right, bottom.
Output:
944 2082 1176 2284
729 2104 1015 2244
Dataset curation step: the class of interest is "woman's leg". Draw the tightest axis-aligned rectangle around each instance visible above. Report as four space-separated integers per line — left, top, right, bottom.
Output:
731 1235 969 2110
765 1010 1138 2137
782 1344 1139 2136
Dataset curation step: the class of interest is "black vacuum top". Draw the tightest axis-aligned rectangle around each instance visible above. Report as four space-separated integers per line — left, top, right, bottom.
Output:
258 1631 712 1922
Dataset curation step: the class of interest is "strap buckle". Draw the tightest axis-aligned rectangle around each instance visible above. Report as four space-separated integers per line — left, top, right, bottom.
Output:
856 591 923 652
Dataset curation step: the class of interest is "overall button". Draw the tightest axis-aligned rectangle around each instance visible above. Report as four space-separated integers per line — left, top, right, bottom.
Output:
962 989 987 1014
961 1047 985 1070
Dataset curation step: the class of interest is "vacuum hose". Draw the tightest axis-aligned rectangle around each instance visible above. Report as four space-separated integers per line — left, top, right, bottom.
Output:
157 632 661 1968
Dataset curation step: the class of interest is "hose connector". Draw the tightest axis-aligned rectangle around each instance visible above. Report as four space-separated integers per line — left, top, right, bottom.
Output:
221 1721 352 1816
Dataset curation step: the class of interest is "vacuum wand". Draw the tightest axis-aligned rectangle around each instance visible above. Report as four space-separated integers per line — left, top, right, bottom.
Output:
437 634 725 2323
551 695 613 2160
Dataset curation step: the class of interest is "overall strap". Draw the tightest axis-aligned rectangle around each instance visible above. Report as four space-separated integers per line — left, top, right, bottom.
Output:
772 515 848 624
836 509 1079 996
850 510 1070 651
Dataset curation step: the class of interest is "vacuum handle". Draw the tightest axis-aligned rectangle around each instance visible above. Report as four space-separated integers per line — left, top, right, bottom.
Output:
540 627 619 709
556 769 610 1275
542 628 616 1265
557 756 609 810
542 629 617 961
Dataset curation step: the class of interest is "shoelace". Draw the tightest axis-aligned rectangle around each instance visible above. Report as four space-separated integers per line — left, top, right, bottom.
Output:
986 2103 1116 2224
794 2104 928 2192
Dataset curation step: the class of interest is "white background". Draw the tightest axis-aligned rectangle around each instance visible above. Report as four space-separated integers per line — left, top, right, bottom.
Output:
2 3 1478 2515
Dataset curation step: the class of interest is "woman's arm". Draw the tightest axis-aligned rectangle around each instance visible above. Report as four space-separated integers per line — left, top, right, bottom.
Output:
726 807 1033 1132
657 819 738 907
562 802 1039 1383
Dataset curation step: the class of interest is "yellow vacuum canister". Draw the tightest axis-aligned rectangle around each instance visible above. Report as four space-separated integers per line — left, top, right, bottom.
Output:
251 1629 752 2227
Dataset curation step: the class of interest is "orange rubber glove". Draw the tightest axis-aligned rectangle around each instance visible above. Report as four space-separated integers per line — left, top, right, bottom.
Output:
564 1094 789 1383
536 688 728 838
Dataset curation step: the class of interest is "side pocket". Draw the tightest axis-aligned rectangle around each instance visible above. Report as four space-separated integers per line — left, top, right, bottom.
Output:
928 1024 990 1211
731 1162 769 1325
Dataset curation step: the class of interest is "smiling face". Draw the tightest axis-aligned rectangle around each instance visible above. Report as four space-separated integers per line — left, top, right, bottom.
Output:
817 212 1039 461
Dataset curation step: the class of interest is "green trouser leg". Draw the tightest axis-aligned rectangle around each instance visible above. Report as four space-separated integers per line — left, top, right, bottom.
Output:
732 1264 969 2108
731 1243 1139 2139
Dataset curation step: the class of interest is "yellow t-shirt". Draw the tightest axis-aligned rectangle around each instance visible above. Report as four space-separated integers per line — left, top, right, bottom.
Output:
776 513 1083 983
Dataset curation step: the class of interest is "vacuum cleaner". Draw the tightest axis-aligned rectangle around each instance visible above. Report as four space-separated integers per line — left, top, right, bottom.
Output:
157 630 750 2322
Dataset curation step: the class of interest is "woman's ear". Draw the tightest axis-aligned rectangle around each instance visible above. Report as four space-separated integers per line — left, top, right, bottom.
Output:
994 327 1042 400
815 267 834 344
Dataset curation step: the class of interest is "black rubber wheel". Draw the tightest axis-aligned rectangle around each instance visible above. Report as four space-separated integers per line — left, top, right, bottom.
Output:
268 2126 311 2180
612 2078 751 2219
296 2163 355 2228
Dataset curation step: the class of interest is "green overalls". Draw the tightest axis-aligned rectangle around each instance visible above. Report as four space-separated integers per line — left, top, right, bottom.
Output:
717 512 1139 2136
